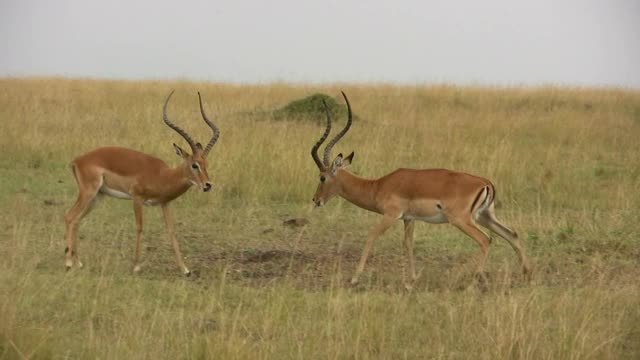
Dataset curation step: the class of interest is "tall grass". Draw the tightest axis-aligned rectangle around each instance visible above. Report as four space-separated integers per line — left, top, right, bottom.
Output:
1 78 639 359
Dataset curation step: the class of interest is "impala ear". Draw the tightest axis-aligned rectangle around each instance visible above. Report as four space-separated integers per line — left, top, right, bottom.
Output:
343 152 354 166
330 153 345 174
173 143 189 159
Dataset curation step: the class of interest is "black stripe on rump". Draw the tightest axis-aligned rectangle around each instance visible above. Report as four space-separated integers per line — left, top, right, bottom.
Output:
489 183 496 205
469 186 487 214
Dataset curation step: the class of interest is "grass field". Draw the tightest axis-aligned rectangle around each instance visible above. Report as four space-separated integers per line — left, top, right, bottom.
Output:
1 78 639 359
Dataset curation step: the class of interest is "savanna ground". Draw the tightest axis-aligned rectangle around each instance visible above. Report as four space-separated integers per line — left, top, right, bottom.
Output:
1 78 639 359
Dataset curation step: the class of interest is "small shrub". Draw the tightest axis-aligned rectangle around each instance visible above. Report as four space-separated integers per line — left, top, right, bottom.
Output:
273 93 350 124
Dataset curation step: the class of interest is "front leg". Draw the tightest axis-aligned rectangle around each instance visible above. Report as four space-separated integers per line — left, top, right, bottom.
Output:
402 219 417 290
132 197 144 273
161 204 191 276
351 213 399 285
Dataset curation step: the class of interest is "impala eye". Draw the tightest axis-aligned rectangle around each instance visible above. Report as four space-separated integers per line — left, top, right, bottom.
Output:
191 163 200 170
320 176 326 182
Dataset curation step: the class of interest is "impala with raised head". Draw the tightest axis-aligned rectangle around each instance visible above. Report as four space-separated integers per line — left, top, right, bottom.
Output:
64 90 220 275
311 92 531 288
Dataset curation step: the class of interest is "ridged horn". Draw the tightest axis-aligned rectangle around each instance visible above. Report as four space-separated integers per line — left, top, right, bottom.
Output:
311 99 333 170
163 90 197 152
197 92 220 157
322 91 352 166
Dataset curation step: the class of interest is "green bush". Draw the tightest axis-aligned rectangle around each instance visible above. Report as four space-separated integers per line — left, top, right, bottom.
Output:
273 93 351 124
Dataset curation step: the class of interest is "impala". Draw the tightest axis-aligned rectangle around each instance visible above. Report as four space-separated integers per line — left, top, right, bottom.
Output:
64 90 220 276
311 92 531 288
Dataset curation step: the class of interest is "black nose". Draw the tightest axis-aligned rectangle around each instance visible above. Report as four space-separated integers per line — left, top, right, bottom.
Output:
203 183 212 192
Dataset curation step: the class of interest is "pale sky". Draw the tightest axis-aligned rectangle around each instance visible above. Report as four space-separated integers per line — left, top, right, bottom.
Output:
2 0 639 87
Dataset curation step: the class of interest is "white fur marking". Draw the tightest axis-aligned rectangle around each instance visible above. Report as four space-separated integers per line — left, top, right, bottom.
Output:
402 212 448 224
473 187 491 221
99 185 132 200
479 186 491 212
144 199 161 206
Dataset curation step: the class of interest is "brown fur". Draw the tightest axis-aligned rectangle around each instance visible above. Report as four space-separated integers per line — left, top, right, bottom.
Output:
63 91 219 275
311 92 530 288
314 164 531 288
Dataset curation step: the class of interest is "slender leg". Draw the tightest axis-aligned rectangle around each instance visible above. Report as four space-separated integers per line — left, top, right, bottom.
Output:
451 219 491 277
351 214 398 285
161 204 190 276
487 219 531 280
477 206 531 279
64 171 100 270
132 197 144 273
502 234 531 280
64 197 83 269
64 194 94 269
402 219 417 290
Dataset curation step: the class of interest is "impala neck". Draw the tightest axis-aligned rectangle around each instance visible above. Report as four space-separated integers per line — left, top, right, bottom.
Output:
159 164 194 199
335 169 381 213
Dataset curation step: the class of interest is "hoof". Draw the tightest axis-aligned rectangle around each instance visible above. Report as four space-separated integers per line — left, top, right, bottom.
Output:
184 270 191 277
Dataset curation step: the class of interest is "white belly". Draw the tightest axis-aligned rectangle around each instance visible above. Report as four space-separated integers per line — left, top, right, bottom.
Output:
402 212 448 224
99 185 132 200
144 199 161 206
99 186 160 206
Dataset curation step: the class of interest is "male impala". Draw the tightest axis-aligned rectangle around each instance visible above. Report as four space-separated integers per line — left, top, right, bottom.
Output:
64 90 219 276
311 92 531 288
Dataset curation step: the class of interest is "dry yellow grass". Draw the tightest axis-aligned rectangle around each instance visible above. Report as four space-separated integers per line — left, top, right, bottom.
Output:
0 77 639 359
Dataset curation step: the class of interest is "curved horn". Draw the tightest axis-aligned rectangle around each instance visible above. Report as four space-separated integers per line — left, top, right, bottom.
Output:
163 90 197 152
322 91 352 166
198 92 220 157
311 99 332 170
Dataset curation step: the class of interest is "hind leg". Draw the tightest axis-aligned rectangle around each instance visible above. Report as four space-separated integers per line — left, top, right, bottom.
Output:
495 227 531 280
450 218 492 279
64 168 101 270
64 193 98 269
477 205 531 279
